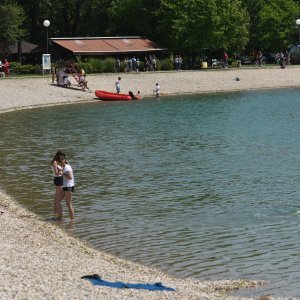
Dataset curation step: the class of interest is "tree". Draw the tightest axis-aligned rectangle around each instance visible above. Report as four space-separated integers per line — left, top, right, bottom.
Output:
244 0 300 52
156 0 249 53
108 0 161 38
0 1 26 45
256 0 300 51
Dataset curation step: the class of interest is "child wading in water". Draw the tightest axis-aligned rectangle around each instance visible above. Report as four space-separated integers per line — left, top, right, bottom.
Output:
154 83 160 98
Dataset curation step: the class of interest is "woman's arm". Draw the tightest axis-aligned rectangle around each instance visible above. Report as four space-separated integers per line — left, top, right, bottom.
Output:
53 161 60 176
64 169 73 180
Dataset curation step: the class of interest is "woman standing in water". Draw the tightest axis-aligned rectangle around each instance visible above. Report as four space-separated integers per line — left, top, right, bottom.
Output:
51 151 65 219
60 156 75 220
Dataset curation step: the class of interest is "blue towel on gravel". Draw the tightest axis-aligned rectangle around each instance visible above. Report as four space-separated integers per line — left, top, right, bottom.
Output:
81 274 175 291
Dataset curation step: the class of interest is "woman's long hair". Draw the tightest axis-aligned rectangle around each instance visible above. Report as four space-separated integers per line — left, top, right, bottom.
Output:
51 151 66 165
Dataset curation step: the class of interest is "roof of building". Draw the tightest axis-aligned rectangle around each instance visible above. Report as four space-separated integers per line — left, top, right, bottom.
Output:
50 37 165 55
0 41 38 54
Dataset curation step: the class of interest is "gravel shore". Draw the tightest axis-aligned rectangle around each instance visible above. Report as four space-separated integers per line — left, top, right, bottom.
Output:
1 67 300 112
1 67 298 299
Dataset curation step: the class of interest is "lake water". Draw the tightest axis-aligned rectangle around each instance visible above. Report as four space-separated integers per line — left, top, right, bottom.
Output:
1 89 300 297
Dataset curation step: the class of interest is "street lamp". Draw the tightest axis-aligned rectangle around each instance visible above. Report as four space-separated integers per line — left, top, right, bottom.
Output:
43 20 50 53
296 19 300 45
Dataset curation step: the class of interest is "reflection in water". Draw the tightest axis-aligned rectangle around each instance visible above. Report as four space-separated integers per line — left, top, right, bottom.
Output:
1 90 300 297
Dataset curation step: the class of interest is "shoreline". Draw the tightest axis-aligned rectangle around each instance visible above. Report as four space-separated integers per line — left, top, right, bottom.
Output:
0 68 297 299
0 190 264 299
1 67 300 114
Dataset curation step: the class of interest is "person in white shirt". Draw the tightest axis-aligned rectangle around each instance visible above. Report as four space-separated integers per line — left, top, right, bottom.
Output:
60 157 75 220
154 83 160 98
115 77 121 94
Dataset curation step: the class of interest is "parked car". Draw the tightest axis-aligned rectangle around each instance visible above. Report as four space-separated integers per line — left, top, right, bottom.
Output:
240 56 253 65
261 53 276 64
253 53 276 65
208 58 222 68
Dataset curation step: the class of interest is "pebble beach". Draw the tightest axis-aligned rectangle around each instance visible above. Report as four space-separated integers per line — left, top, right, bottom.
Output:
1 67 300 299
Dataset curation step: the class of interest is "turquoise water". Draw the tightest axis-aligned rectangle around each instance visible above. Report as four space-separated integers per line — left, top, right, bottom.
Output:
1 89 300 296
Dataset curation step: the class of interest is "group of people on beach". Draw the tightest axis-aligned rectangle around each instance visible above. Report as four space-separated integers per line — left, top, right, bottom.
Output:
51 151 75 221
114 55 158 73
115 76 160 99
53 66 89 91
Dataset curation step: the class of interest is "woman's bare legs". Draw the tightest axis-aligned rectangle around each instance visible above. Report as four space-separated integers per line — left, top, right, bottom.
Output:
65 191 74 219
54 186 63 220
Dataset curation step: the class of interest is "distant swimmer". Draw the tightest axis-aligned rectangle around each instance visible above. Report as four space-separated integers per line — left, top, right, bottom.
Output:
153 83 160 98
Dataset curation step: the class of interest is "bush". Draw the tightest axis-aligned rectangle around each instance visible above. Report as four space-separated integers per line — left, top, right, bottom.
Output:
34 64 42 74
77 62 93 73
10 62 37 74
10 62 21 74
103 58 115 73
120 60 126 72
88 58 105 73
159 58 174 71
20 64 35 74
156 59 161 71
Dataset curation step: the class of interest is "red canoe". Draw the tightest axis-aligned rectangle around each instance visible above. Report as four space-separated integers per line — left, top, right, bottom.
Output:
95 90 140 101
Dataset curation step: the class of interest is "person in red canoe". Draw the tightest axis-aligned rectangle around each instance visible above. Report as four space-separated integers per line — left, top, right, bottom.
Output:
128 91 140 100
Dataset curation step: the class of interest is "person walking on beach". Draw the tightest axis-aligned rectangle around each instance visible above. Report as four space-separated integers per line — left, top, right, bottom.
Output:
60 156 75 220
223 52 228 68
51 151 65 219
115 77 121 94
154 83 160 98
115 57 120 72
3 59 10 76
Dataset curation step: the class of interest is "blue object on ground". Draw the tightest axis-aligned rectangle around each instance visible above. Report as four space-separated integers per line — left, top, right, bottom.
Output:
82 274 175 291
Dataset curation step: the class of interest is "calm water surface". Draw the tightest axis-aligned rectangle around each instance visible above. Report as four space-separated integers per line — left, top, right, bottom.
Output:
1 89 300 297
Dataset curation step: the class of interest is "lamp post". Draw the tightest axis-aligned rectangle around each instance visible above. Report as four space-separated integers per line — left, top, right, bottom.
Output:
296 19 300 45
43 20 50 53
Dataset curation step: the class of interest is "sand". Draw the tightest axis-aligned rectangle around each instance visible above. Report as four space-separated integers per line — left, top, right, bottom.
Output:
1 67 299 299
1 67 300 112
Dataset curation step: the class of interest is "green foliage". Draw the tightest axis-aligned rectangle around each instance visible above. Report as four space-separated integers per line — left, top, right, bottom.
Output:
157 0 249 52
10 62 37 74
159 58 174 70
108 0 161 39
156 59 161 71
77 62 93 74
9 0 300 57
88 59 105 73
78 58 116 73
256 0 299 51
103 58 115 73
244 0 300 51
0 2 25 45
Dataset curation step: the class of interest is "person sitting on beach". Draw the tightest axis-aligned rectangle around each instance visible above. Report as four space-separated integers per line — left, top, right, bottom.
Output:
63 75 71 88
79 74 88 91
